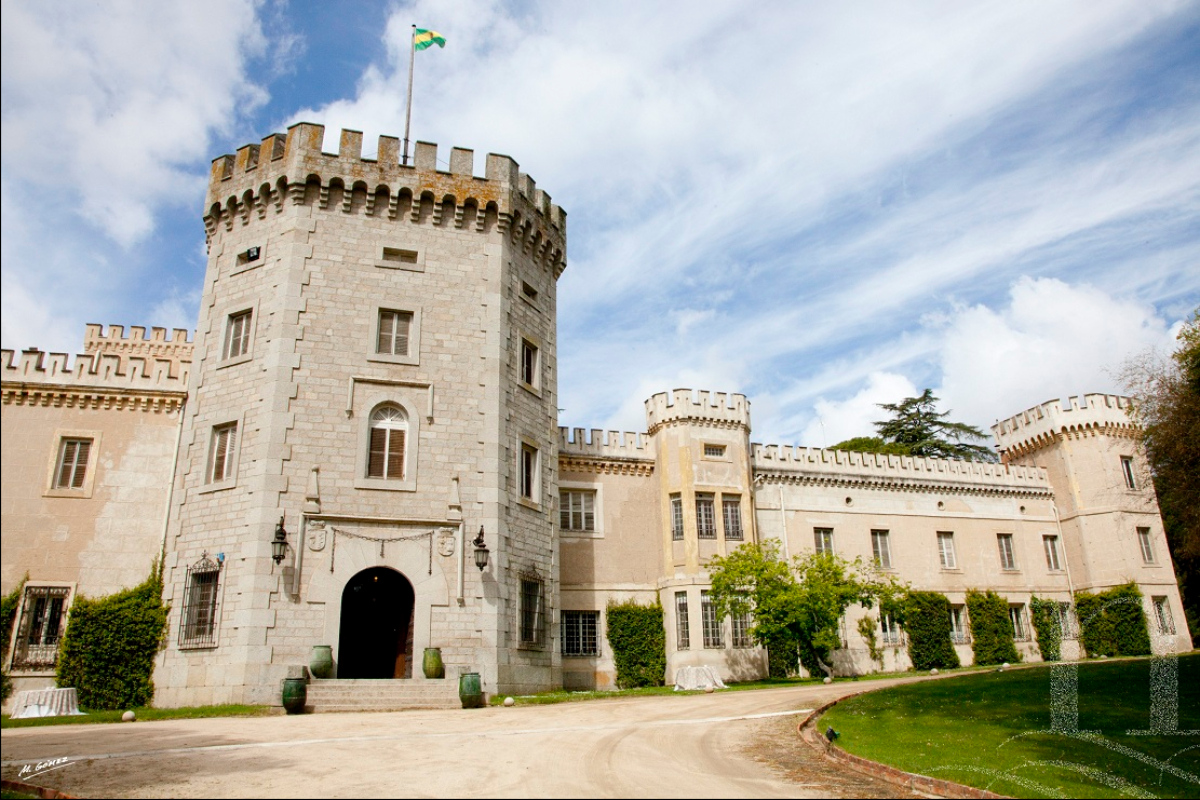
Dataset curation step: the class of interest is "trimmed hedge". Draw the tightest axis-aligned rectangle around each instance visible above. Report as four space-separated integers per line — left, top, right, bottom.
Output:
1 578 25 701
903 591 960 670
1075 583 1151 658
55 566 168 710
605 600 666 688
966 589 1020 666
1030 596 1063 662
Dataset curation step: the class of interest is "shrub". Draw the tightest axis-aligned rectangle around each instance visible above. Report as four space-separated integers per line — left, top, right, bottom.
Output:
55 565 168 710
1074 583 1151 658
1 577 26 701
966 589 1020 666
766 633 799 678
903 591 960 670
605 600 666 688
1029 597 1063 662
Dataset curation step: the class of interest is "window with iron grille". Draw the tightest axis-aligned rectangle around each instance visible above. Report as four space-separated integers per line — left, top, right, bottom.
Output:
814 528 834 556
11 586 70 670
559 490 595 531
1137 527 1155 563
937 531 957 569
561 611 599 656
696 494 716 539
223 309 253 359
377 309 412 356
880 613 903 645
207 423 238 484
703 444 726 458
675 591 690 650
670 494 684 540
722 495 743 540
1043 535 1062 571
179 554 221 648
367 405 407 479
731 610 753 649
1152 597 1175 635
519 578 545 647
1056 602 1078 640
871 530 892 569
1009 604 1030 641
701 591 723 648
950 605 970 644
997 533 1017 570
54 438 92 490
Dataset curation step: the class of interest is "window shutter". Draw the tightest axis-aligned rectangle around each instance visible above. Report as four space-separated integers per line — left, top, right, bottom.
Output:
368 427 387 477
387 429 406 479
394 314 410 356
58 441 78 488
70 440 91 487
377 312 394 354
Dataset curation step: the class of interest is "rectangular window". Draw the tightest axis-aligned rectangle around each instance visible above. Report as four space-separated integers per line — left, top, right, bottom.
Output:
731 610 753 649
519 578 545 646
814 528 834 555
881 613 902 645
703 444 726 458
871 530 892 569
1138 527 1155 564
997 533 1017 570
377 310 412 356
561 611 600 656
179 555 221 648
521 280 539 301
701 590 723 648
520 339 538 387
696 494 716 539
54 438 92 490
236 246 261 266
519 443 538 501
11 586 71 670
950 605 970 644
670 494 684 541
722 495 743 540
559 490 595 531
208 423 237 483
223 309 252 360
937 531 957 570
1121 456 1136 490
1153 597 1175 635
1043 535 1062 571
675 591 690 650
381 246 418 265
1057 602 1077 640
1010 604 1030 641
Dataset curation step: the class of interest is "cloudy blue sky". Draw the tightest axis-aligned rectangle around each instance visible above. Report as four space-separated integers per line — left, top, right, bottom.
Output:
2 0 1197 446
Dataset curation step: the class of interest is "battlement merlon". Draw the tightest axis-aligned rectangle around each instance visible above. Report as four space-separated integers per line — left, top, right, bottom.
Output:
205 123 567 254
645 388 751 434
83 323 194 360
1 347 191 393
991 394 1138 458
751 443 1053 495
558 427 655 460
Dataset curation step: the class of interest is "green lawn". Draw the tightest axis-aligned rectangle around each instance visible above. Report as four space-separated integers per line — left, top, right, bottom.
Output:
820 654 1200 799
1 703 272 729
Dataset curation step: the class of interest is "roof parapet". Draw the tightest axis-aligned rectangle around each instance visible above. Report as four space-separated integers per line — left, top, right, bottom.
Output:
2 346 190 392
558 427 653 459
645 388 750 434
992 394 1137 457
83 323 193 361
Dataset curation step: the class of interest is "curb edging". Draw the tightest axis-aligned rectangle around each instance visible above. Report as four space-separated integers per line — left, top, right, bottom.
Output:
1 778 79 799
797 693 1011 799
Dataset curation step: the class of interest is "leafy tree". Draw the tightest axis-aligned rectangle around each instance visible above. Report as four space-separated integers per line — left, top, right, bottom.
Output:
873 389 997 461
1121 309 1200 645
829 437 913 456
707 542 903 677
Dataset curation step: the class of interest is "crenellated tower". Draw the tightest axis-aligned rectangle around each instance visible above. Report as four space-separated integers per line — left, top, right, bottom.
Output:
156 123 566 706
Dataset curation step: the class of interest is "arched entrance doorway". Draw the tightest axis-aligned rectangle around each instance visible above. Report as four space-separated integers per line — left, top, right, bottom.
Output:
337 567 415 679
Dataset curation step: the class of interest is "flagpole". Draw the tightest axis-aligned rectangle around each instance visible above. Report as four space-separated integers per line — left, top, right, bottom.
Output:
402 23 416 166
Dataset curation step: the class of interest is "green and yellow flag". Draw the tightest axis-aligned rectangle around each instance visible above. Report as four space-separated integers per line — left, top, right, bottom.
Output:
414 29 446 51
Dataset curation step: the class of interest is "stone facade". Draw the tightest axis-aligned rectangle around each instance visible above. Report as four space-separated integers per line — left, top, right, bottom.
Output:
1 125 1190 708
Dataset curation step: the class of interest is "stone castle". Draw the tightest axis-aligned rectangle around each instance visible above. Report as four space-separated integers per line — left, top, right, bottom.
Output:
1 125 1189 708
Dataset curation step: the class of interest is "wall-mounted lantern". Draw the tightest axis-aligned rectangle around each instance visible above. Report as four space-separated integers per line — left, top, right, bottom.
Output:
472 526 490 572
272 515 289 565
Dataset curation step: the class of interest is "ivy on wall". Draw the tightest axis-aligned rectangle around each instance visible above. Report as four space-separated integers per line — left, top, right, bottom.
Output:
1 577 26 701
902 591 961 670
1029 596 1063 662
966 589 1020 666
1074 583 1151 658
605 600 666 688
55 565 168 710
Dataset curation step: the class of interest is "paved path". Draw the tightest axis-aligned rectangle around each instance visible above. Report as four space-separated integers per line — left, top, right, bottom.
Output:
1 679 927 798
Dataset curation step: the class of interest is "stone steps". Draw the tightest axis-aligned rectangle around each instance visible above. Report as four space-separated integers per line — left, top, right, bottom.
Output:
305 679 462 712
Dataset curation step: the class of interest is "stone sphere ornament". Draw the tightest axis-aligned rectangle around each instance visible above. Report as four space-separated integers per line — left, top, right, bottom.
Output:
122 711 136 722
823 677 832 684
503 696 515 707
930 668 939 675
704 685 715 694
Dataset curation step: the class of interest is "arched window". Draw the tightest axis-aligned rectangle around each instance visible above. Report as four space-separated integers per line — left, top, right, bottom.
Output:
368 405 407 479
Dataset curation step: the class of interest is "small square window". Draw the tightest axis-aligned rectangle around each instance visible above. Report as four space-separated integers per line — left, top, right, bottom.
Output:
814 527 834 555
54 438 92 490
223 310 253 360
377 310 412 357
561 611 599 656
703 444 726 458
208 423 238 484
560 489 595 531
381 247 418 265
236 246 261 267
521 281 539 301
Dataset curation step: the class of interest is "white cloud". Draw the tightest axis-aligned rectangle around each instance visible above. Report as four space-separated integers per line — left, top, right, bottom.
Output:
798 372 919 448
